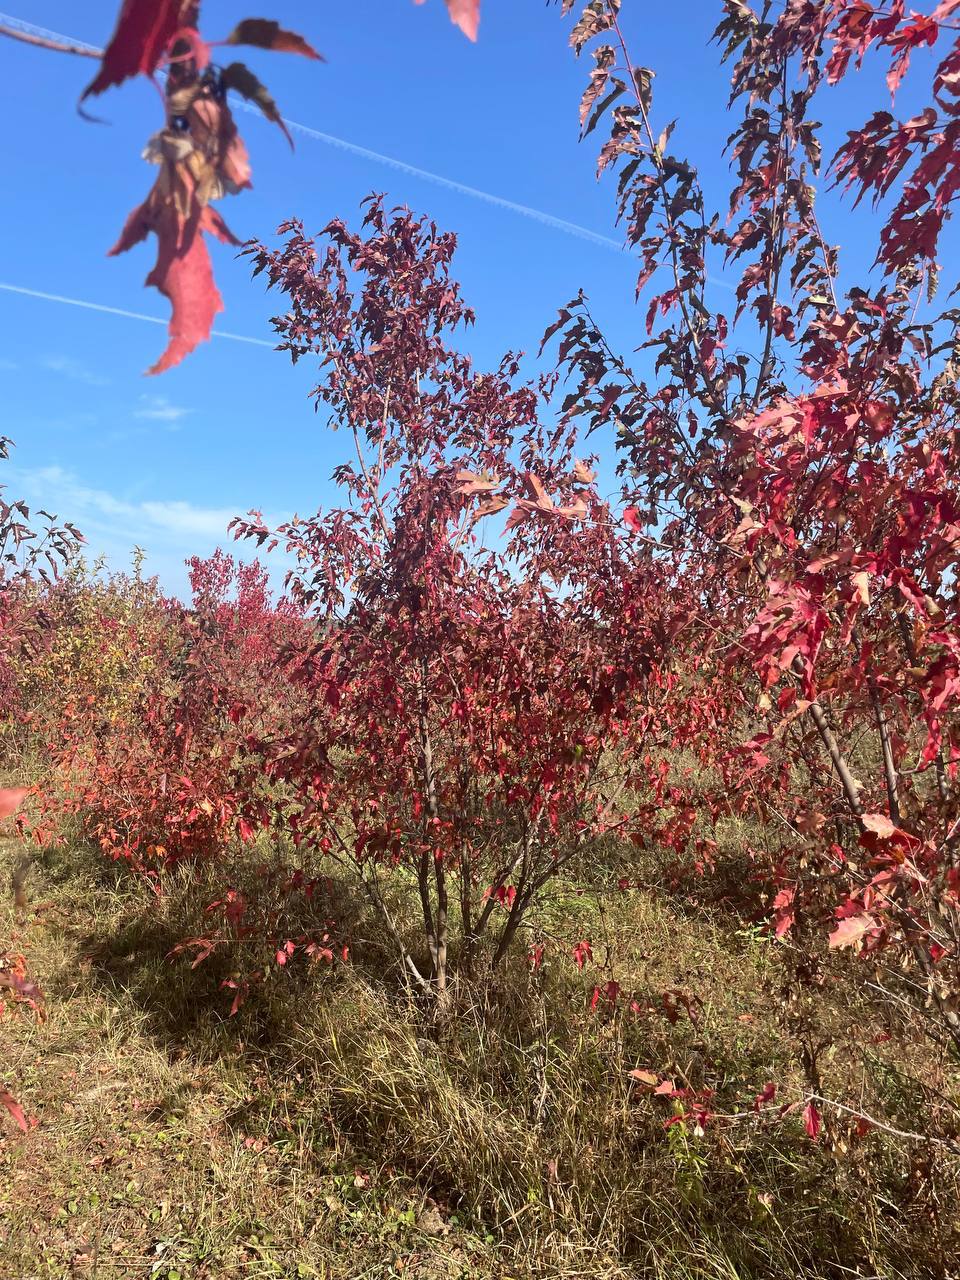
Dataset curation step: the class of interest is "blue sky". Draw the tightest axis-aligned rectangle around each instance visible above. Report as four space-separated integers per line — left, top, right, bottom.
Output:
0 1 928 596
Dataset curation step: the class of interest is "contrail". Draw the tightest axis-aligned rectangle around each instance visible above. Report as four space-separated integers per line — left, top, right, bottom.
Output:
259 114 630 254
0 11 736 291
0 11 628 255
0 283 275 348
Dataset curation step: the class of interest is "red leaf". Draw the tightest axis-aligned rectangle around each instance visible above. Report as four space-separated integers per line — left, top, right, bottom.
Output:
828 912 876 949
82 0 184 100
803 1101 822 1140
224 19 323 60
0 1089 27 1133
0 786 28 819
860 812 897 839
414 0 480 41
111 189 241 375
0 970 43 1003
753 1082 776 1110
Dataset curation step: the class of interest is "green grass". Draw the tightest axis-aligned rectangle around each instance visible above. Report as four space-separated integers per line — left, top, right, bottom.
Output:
1 835 958 1279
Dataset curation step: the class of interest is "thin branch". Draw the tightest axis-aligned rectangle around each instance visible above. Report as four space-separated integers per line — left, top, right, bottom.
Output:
0 24 100 58
808 1094 960 1152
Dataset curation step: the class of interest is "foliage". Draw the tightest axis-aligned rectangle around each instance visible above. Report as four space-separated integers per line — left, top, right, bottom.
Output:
546 0 960 1046
233 198 660 999
30 553 306 873
3 0 480 374
0 439 81 740
6 1 960 1241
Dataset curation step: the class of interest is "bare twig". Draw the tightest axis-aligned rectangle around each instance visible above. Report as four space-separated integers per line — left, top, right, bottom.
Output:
0 23 100 58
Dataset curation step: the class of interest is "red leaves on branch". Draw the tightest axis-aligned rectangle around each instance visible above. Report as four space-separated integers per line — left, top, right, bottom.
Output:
77 3 321 373
548 0 960 1041
229 198 656 995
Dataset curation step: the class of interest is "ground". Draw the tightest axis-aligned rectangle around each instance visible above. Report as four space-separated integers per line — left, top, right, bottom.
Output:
2 833 958 1279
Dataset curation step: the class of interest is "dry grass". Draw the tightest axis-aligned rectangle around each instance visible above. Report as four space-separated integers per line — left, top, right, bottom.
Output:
1 833 959 1279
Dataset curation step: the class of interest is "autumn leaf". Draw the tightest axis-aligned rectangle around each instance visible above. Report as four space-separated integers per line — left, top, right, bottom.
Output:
110 181 242 375
850 570 871 606
803 1101 822 1140
828 912 877 949
221 63 293 147
860 812 898 839
455 469 500 496
414 0 481 41
81 0 186 99
224 19 323 60
0 970 44 1003
0 1089 27 1133
753 1082 776 1110
628 1068 659 1088
0 786 28 819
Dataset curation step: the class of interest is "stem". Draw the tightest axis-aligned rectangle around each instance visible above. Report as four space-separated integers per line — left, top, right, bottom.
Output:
0 24 101 58
868 680 902 826
799 673 863 818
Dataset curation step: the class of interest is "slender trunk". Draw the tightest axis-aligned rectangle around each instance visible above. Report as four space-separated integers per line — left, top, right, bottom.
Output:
418 657 448 1001
868 680 902 826
804 692 863 817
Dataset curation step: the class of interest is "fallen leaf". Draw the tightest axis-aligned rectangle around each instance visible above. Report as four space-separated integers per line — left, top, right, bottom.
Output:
628 1069 658 1087
0 1089 27 1132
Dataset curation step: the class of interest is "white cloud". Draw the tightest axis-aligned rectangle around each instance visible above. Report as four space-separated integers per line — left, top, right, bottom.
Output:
21 466 240 542
41 355 111 387
134 395 193 424
7 463 294 598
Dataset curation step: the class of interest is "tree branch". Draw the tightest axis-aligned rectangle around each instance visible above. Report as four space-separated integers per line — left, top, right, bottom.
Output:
0 24 100 58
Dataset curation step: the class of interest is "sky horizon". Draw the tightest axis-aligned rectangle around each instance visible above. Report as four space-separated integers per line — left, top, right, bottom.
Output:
0 1 923 598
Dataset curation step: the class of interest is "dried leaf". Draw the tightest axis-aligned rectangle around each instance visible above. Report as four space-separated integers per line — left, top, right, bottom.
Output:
221 63 292 147
224 19 323 60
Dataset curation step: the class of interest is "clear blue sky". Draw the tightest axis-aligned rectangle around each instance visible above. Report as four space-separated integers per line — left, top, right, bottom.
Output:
0 1 920 596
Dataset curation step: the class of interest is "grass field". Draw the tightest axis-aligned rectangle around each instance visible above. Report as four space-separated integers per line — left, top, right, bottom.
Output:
2 833 959 1279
